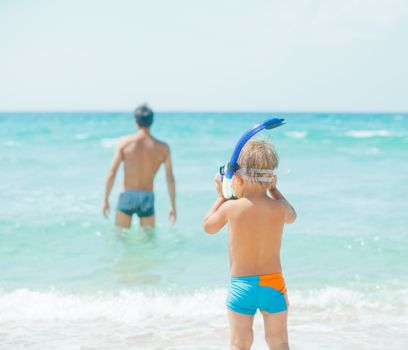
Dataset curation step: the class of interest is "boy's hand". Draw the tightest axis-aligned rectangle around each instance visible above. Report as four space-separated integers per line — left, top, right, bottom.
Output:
103 200 110 218
214 174 223 197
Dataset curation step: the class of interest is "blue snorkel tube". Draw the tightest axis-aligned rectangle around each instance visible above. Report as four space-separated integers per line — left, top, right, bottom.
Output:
221 118 286 199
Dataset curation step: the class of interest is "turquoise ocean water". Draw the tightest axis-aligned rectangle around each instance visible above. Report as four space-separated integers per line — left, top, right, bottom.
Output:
0 113 407 349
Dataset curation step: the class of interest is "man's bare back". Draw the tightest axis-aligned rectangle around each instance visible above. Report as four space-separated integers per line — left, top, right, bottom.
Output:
120 132 169 191
103 105 176 228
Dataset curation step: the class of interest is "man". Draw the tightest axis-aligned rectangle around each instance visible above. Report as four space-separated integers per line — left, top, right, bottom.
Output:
103 104 176 228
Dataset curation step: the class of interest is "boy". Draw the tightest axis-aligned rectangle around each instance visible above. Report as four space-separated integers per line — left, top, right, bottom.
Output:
203 140 296 350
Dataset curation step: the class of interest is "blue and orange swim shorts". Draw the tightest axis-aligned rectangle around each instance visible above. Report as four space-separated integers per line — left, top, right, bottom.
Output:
227 272 287 315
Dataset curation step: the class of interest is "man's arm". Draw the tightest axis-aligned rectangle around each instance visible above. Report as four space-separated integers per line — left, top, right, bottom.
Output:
269 188 297 224
103 141 123 218
164 145 176 224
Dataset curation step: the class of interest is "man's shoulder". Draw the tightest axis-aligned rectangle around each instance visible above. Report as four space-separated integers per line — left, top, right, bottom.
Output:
152 138 170 155
153 137 169 148
117 135 135 146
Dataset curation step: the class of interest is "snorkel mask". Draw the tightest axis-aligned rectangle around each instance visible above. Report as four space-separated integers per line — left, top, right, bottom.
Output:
219 118 285 199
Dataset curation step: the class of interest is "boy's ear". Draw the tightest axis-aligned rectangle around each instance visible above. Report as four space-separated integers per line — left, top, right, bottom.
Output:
233 174 244 185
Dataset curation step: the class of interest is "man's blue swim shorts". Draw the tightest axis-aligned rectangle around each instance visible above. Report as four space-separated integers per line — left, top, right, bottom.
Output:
117 190 154 218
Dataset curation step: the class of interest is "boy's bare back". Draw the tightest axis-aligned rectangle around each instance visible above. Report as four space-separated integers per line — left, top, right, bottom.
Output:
224 194 291 277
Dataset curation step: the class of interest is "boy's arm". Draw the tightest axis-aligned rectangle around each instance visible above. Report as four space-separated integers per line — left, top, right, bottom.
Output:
269 188 297 224
103 141 123 218
203 197 229 234
164 145 176 224
204 174 231 233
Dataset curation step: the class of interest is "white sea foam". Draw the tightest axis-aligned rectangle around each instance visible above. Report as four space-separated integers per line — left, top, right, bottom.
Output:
75 133 90 140
101 138 118 148
286 131 307 139
3 140 20 147
345 130 391 138
367 147 380 155
0 287 407 349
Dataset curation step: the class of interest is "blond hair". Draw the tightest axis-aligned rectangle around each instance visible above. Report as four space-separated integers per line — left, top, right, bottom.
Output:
237 140 278 187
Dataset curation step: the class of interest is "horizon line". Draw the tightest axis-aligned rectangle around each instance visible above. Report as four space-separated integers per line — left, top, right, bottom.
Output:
0 109 407 115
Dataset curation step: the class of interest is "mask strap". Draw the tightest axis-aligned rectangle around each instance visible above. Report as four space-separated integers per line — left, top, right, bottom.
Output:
236 168 277 183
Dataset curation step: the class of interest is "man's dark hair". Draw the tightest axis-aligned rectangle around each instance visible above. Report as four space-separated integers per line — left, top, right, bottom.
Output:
134 104 154 128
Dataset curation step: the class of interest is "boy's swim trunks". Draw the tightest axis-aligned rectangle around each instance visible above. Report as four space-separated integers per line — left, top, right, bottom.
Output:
227 273 287 315
117 190 154 217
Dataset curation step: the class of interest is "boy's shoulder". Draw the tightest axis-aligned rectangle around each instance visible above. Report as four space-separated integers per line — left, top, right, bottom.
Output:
222 197 287 210
221 197 256 214
219 198 242 213
234 196 288 213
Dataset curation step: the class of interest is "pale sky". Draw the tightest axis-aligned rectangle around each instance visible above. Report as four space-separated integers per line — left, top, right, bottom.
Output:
1 0 407 112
